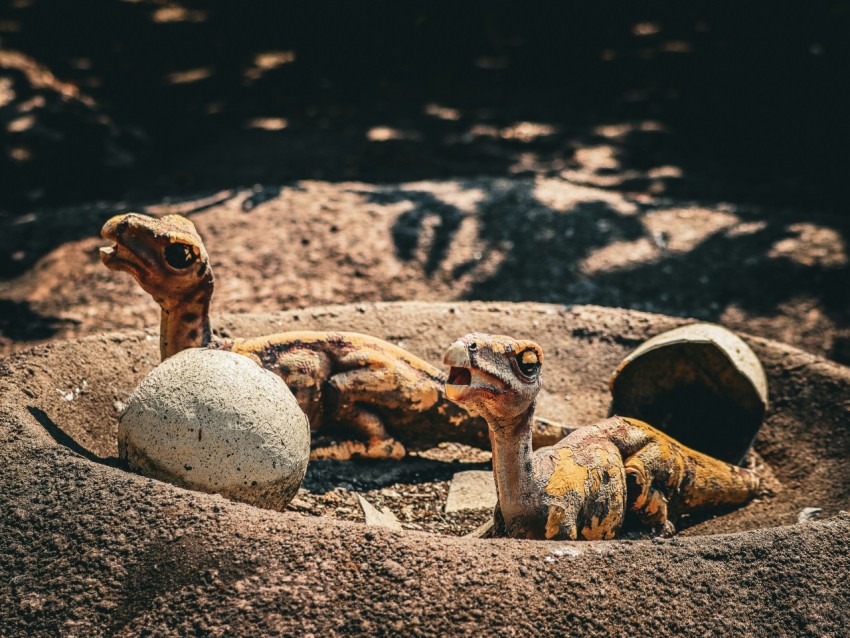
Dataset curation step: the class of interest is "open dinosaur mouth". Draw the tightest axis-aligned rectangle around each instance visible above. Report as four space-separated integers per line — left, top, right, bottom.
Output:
447 367 471 386
445 366 472 401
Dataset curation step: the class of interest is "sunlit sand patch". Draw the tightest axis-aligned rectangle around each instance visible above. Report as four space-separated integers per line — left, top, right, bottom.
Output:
7 114 34 133
646 165 683 179
579 208 740 275
726 220 768 237
17 95 46 112
534 177 638 216
644 208 739 252
632 21 662 36
9 146 32 162
0 77 14 108
424 103 461 121
462 121 557 143
367 126 422 142
244 51 296 83
767 223 848 268
165 67 213 84
580 237 660 275
466 123 499 139
573 145 619 172
501 121 558 142
593 120 666 139
151 5 207 23
245 117 288 131
0 50 92 104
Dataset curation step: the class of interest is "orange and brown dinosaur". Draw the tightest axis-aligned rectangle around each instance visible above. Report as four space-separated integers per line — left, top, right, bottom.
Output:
99 213 571 460
444 333 760 540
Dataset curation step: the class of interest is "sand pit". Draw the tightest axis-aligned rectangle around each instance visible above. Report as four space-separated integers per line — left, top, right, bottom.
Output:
2 302 849 635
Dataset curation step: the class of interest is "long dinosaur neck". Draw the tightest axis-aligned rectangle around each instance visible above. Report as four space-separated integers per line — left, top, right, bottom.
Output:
158 274 214 360
488 402 540 531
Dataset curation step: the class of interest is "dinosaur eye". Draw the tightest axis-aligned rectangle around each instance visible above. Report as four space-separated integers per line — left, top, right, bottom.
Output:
516 349 541 377
164 243 198 269
467 342 478 352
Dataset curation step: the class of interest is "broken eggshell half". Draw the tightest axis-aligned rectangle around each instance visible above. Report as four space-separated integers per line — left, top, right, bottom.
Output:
609 323 768 465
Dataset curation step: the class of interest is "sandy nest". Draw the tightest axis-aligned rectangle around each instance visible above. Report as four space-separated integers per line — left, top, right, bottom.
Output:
2 301 849 636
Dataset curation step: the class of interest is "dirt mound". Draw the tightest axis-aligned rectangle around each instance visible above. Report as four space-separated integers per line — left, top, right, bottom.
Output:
2 302 848 635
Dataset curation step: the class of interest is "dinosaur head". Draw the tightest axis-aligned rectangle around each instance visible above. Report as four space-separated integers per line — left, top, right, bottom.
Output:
443 332 543 425
100 213 213 307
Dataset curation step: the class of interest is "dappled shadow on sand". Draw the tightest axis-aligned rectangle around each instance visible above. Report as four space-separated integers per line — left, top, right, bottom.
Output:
364 179 850 363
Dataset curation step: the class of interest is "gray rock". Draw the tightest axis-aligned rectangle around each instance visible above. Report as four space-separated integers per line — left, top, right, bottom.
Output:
357 495 403 531
798 507 823 523
445 470 497 513
119 348 310 511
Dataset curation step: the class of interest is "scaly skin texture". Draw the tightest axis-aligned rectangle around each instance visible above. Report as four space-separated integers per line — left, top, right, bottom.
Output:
99 213 571 460
443 333 760 540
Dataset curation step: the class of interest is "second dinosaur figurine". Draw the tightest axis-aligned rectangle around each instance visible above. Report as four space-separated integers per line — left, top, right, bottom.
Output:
444 333 760 540
99 213 571 460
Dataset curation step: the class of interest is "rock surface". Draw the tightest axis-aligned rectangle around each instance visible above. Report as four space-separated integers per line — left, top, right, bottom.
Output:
119 348 310 511
357 495 403 531
445 470 498 513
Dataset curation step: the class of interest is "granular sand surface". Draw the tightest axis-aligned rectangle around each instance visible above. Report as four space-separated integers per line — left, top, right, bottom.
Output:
2 303 848 636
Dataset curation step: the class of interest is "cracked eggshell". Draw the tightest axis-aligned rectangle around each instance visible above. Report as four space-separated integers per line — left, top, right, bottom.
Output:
119 348 310 511
609 323 768 465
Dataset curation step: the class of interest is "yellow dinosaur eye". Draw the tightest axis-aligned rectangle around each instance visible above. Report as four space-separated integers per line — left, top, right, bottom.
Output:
521 351 539 365
516 349 541 377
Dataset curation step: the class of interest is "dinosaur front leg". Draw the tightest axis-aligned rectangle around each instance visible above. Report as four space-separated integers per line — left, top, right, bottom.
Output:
624 453 676 536
318 350 443 460
316 398 406 460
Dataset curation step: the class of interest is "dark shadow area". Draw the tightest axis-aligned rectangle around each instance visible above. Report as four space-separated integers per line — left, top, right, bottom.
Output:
0 299 78 342
303 456 490 494
2 2 849 263
27 406 126 469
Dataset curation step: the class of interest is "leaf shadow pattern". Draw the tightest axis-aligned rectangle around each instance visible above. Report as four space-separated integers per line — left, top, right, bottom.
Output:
464 182 646 303
366 179 645 298
373 178 850 362
369 189 465 275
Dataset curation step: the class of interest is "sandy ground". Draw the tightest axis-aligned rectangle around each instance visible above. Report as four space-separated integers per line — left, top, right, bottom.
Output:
2 303 849 636
2 178 849 367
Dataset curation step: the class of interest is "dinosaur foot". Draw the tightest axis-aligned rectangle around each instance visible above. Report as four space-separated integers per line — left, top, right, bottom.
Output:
310 437 406 461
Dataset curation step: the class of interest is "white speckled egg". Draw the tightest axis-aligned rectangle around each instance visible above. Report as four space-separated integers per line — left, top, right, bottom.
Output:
119 348 310 510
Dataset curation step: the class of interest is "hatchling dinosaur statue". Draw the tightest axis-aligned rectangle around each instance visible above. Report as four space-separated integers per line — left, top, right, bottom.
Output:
443 333 760 540
99 212 571 460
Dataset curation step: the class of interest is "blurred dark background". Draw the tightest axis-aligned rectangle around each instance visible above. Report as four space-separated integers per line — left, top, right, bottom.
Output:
2 1 848 214
1 1 849 363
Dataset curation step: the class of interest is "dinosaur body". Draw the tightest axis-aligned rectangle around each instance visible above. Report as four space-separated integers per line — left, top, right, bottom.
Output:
444 333 760 540
99 213 570 460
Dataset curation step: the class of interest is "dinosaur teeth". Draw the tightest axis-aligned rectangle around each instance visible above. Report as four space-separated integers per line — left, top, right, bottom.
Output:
99 246 115 255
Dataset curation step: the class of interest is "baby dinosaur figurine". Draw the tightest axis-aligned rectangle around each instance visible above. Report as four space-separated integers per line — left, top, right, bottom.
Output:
443 333 760 540
99 213 570 460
